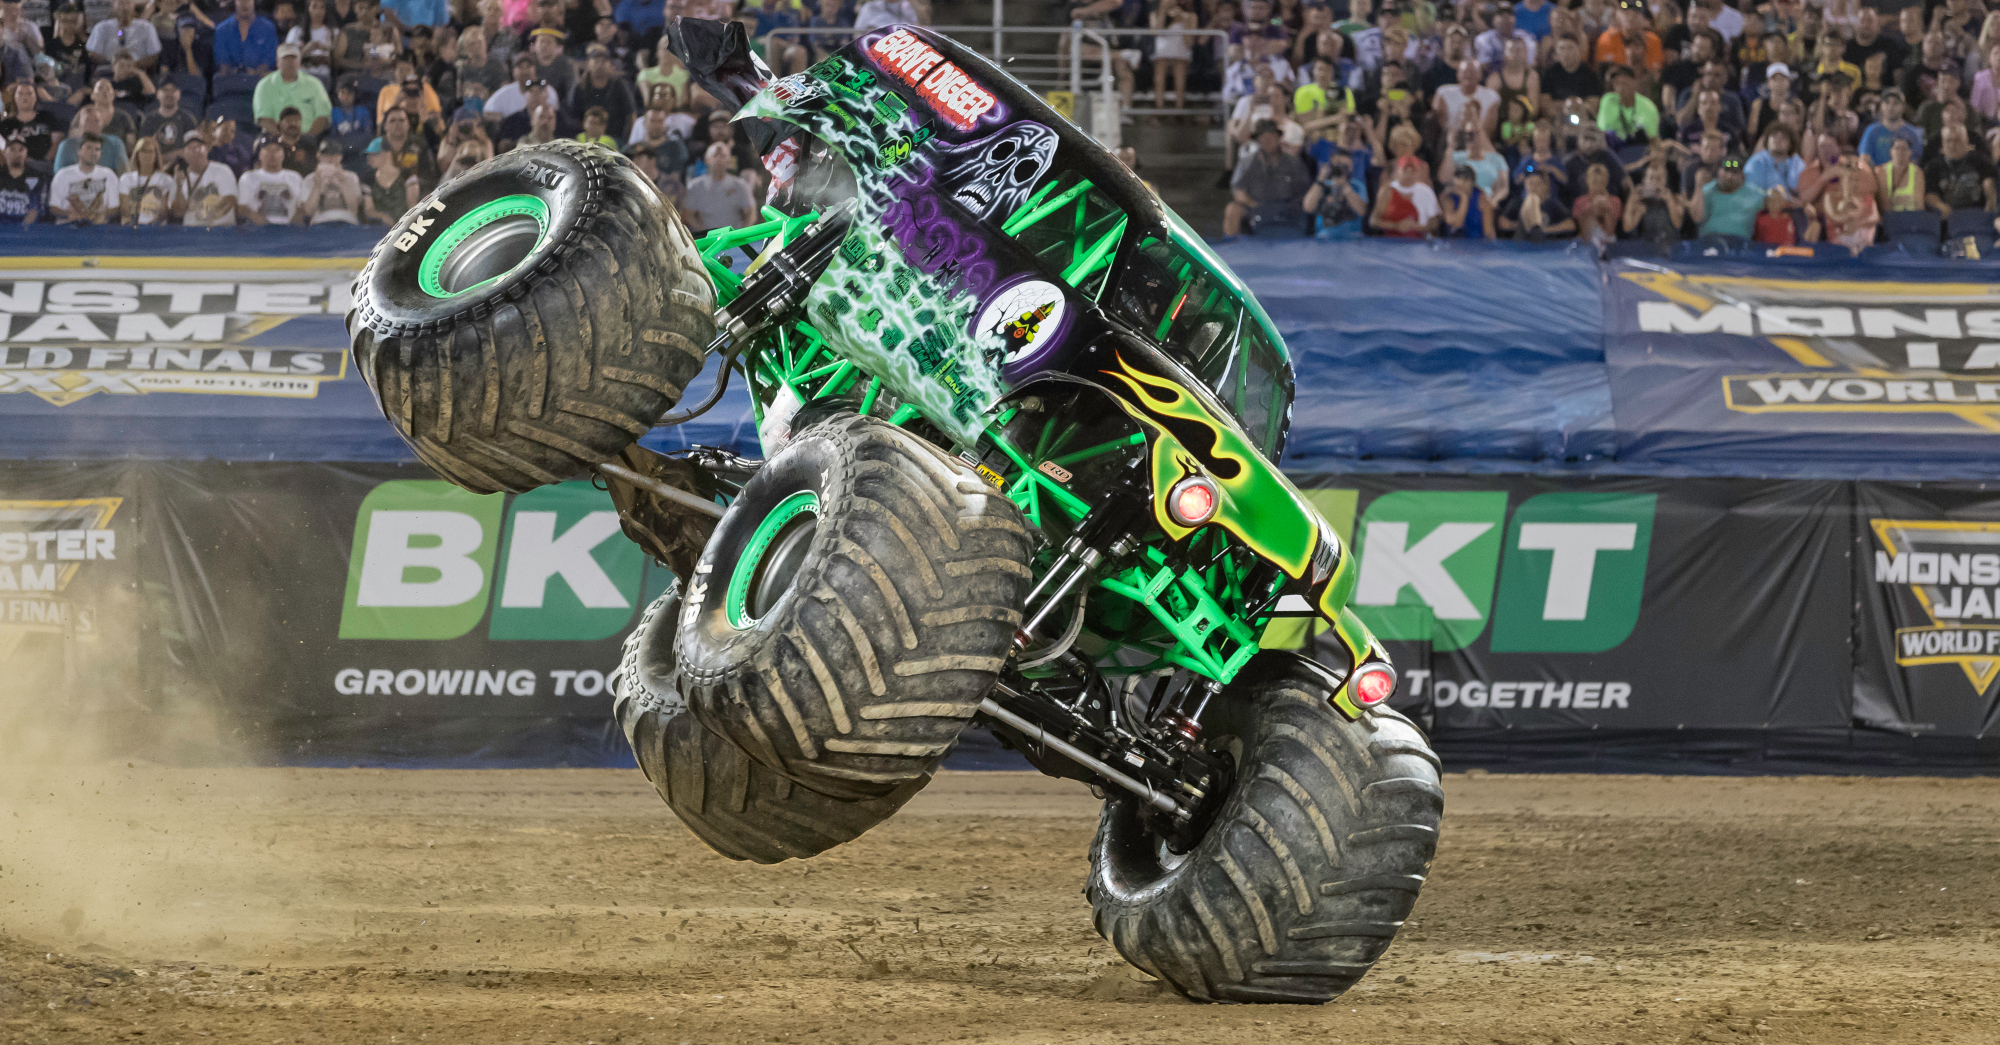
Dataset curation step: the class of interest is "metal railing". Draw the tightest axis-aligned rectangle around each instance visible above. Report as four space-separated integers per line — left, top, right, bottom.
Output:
765 24 1229 145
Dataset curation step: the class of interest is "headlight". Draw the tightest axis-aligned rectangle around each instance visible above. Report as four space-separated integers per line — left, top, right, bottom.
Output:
1166 475 1219 526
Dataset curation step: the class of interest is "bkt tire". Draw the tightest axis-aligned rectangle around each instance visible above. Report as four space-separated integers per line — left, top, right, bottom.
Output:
613 584 921 864
347 141 714 494
1086 653 1443 1003
676 414 1033 801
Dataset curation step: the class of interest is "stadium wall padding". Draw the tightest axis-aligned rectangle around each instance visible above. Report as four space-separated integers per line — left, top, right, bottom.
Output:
6 231 2000 771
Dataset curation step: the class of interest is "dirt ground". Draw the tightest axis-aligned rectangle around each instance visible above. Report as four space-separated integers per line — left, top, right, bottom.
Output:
3 767 1999 1045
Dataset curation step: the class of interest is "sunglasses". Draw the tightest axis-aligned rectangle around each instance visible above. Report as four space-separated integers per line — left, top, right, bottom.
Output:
1720 159 1744 170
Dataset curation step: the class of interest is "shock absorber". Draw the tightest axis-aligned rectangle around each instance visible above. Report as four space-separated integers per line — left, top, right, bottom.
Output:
1012 479 1146 653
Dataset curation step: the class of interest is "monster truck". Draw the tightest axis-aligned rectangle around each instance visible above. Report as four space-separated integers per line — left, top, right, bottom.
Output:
346 19 1440 1003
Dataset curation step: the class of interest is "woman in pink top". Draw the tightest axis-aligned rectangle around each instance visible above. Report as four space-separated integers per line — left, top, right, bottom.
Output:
1972 44 2000 121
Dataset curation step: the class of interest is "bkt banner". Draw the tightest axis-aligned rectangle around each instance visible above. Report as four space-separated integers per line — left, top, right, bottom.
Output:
24 459 2000 764
1279 475 1852 734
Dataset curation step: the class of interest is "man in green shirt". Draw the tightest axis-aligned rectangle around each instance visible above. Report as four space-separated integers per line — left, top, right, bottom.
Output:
253 42 331 136
1293 57 1354 118
1595 65 1659 147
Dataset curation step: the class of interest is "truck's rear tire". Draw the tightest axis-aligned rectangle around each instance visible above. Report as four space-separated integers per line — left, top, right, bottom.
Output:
348 141 714 494
614 585 921 863
1086 653 1443 1003
676 414 1033 801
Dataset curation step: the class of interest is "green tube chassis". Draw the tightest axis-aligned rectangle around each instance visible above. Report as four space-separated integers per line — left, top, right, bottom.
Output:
690 24 1389 717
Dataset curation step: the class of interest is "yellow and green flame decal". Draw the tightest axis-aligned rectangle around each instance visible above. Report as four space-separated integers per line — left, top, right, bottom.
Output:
1098 352 1318 572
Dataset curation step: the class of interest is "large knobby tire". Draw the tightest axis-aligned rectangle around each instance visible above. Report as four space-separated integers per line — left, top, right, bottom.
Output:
347 141 714 494
612 584 922 864
676 414 1033 801
1087 654 1443 1003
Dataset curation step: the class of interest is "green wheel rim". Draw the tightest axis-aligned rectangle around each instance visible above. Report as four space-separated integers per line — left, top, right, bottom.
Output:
725 490 820 629
418 194 551 298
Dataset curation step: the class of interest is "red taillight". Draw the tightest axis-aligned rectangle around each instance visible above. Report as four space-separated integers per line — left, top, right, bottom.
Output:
1352 664 1397 706
1168 476 1218 526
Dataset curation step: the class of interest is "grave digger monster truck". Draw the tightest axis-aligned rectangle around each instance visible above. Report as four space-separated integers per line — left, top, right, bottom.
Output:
345 19 1440 1004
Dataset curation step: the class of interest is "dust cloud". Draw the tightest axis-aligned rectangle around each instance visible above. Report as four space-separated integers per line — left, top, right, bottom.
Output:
0 621 332 964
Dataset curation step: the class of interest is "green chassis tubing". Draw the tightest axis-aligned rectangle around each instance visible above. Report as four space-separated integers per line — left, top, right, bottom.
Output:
690 213 1378 718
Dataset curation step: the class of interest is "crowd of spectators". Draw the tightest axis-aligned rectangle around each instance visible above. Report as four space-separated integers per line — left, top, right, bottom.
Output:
1176 0 2000 253
0 0 933 227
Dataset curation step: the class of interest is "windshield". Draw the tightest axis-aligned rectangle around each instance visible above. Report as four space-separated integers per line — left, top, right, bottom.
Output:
1109 236 1291 456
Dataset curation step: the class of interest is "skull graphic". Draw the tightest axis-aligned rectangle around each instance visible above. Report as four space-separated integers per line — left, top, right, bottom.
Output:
931 121 1059 223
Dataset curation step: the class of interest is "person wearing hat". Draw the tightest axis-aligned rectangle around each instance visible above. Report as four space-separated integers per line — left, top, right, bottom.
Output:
0 132 42 225
496 78 559 148
44 4 90 84
254 40 330 135
215 0 277 74
1691 153 1761 241
173 128 238 225
330 74 374 138
624 140 683 205
1860 87 1924 167
528 26 574 98
299 135 361 223
1371 154 1440 237
140 75 199 161
1596 65 1658 147
161 12 213 80
272 105 317 173
1595 0 1661 74
484 53 541 122
567 41 634 138
1222 117 1311 238
360 135 414 224
377 62 443 124
1500 163 1576 241
86 0 160 69
236 132 304 224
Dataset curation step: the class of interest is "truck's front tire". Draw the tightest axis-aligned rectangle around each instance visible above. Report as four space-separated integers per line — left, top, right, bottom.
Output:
1086 654 1443 1003
614 584 922 863
675 414 1034 800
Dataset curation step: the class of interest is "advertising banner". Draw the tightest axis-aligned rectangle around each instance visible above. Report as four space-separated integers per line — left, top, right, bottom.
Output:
1281 474 1855 737
1603 261 2000 478
0 462 140 703
1854 483 2000 739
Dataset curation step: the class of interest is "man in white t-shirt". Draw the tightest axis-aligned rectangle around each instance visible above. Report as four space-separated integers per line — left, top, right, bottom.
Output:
174 130 239 227
49 133 119 224
236 135 304 225
482 54 539 123
1431 57 1500 136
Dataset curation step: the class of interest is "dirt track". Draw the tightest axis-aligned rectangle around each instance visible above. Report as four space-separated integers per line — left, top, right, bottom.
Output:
3 767 2000 1044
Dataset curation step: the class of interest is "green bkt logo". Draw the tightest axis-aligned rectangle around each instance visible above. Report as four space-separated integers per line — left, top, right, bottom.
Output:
339 479 651 641
1338 491 1656 653
1872 519 2000 695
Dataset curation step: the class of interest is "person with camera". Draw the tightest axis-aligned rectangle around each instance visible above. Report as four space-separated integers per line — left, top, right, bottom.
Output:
1499 163 1577 240
299 137 361 222
172 128 238 225
1620 160 1687 247
1304 153 1367 239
